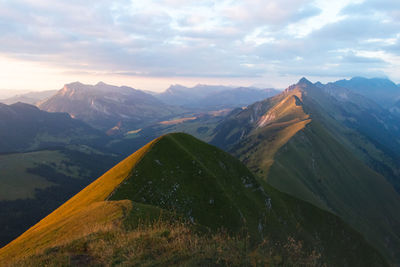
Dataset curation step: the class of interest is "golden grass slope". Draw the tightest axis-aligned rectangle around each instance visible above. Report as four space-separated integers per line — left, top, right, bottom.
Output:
235 88 310 176
0 137 161 262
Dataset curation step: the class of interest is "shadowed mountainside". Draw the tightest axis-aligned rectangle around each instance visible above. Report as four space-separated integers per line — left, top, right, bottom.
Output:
211 78 400 264
0 102 108 153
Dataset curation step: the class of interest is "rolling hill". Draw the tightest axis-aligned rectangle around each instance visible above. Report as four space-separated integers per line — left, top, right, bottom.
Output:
211 78 400 264
0 102 108 153
0 133 386 266
38 82 184 132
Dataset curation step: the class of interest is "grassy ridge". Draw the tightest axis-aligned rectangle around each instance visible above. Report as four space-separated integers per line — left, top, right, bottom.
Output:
0 138 159 260
109 133 273 238
0 133 387 266
212 79 400 264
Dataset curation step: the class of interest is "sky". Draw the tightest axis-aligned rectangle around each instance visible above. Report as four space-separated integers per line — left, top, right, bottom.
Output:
0 0 399 93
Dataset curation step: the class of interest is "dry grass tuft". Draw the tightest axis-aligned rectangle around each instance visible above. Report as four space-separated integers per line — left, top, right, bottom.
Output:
8 220 322 267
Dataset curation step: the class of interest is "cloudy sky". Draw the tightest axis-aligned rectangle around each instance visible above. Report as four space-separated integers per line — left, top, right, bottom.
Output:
0 0 399 92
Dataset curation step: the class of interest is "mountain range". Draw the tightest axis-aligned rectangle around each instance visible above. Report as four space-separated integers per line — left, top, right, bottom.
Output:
1 76 400 265
156 84 280 109
0 133 386 266
38 82 185 133
211 78 400 264
334 77 400 108
0 82 279 137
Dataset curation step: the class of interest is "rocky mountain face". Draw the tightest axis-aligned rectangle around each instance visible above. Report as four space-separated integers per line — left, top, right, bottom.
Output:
156 84 280 109
38 82 184 132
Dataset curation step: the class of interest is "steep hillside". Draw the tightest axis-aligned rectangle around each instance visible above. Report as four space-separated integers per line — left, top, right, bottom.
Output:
334 77 400 107
211 78 311 162
268 121 400 263
310 82 400 193
0 102 107 153
0 133 385 266
156 84 279 109
211 78 400 264
38 82 184 132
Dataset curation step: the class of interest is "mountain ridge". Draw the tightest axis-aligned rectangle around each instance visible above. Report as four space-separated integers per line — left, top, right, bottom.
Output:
0 102 107 153
38 82 184 132
211 78 400 264
333 77 400 107
156 84 280 109
0 133 386 266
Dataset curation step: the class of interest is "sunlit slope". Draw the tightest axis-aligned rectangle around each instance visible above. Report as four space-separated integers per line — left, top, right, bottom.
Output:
211 82 310 177
234 87 310 176
0 137 159 260
214 78 400 264
108 133 273 236
0 133 387 266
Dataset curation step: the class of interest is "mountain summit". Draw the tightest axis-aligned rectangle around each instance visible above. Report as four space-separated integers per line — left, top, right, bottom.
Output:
211 80 400 264
38 82 182 132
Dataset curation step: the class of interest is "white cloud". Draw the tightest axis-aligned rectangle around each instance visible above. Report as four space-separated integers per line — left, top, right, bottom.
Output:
0 0 399 91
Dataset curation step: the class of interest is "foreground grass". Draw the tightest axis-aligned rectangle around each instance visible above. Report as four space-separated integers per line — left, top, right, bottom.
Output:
8 220 322 267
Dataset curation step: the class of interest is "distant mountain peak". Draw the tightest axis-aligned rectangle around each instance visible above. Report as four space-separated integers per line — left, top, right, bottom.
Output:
39 81 181 131
297 77 312 86
284 77 314 93
333 76 400 107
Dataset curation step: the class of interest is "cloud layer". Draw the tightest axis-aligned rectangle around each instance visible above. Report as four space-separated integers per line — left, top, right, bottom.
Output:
0 0 399 90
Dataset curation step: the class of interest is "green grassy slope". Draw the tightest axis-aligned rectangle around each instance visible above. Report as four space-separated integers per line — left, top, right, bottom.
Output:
0 133 386 266
308 82 400 194
211 78 400 264
0 151 58 200
268 121 400 263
